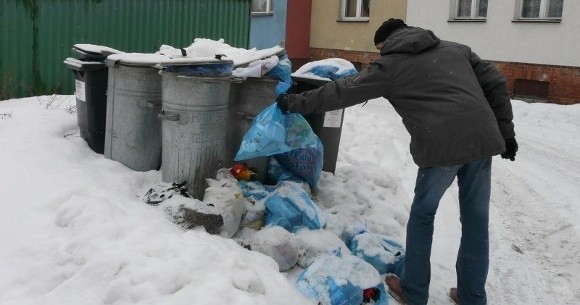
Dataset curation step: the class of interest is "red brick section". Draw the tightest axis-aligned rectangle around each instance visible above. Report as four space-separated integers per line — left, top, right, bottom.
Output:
491 61 580 105
309 48 579 104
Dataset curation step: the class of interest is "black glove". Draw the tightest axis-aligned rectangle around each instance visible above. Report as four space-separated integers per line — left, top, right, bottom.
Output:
276 93 289 113
501 137 518 161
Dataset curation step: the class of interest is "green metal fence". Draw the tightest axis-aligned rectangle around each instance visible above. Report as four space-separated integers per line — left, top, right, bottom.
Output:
0 0 250 99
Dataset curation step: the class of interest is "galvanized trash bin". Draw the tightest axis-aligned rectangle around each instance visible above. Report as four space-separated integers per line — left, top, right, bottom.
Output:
104 54 166 171
63 44 122 153
289 76 344 174
226 77 278 183
159 60 234 199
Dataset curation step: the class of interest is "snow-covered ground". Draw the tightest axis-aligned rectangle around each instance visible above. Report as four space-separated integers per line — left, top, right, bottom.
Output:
0 95 578 304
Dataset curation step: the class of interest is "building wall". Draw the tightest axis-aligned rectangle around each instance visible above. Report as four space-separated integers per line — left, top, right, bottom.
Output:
285 0 312 70
310 0 407 53
249 0 288 50
405 0 579 104
406 1 579 67
492 61 579 104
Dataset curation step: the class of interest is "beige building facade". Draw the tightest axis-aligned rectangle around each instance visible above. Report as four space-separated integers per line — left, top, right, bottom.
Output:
309 0 407 68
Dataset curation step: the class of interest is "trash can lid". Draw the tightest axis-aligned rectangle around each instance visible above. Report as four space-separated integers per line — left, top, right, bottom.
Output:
73 44 124 60
158 57 234 67
64 57 107 72
106 53 170 68
159 58 235 77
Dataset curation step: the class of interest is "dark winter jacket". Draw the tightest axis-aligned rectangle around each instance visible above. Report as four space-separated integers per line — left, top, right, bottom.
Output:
285 26 515 168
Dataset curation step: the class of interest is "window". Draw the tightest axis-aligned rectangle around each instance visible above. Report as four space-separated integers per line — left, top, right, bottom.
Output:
450 0 488 20
339 0 370 21
252 0 273 15
515 0 563 20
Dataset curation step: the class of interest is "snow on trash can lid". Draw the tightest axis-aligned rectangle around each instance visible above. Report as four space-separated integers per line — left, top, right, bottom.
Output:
106 53 170 68
156 38 285 68
292 58 357 81
73 44 124 60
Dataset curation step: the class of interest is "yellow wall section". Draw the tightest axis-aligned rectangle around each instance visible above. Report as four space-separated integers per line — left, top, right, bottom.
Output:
310 0 407 53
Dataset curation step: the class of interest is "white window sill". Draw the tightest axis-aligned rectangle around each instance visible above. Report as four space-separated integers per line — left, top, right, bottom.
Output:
512 18 561 23
448 18 487 22
337 17 370 22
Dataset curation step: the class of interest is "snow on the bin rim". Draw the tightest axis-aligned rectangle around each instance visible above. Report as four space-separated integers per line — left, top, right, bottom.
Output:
292 58 357 81
106 53 170 66
157 38 284 67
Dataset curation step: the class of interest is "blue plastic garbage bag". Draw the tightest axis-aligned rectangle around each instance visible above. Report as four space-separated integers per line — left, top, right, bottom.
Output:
349 232 405 277
295 250 388 305
265 53 292 96
274 112 324 186
264 181 324 233
234 104 324 187
268 157 303 185
238 180 275 202
234 103 290 160
310 65 358 80
275 146 323 187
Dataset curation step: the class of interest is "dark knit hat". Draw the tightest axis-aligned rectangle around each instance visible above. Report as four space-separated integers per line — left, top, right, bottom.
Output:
374 18 407 44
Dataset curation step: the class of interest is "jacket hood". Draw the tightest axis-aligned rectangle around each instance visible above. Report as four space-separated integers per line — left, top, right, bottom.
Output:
380 26 440 55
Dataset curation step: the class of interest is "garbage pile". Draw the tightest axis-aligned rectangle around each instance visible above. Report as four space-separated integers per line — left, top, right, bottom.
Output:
64 38 402 305
138 54 402 304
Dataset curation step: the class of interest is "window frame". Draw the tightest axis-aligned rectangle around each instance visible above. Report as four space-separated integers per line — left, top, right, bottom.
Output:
338 0 370 22
448 0 488 22
251 0 273 16
513 0 563 22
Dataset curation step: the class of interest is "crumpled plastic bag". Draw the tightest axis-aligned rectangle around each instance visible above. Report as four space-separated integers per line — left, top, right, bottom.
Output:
264 181 324 233
342 222 405 277
268 157 302 185
234 103 289 160
234 103 324 187
265 53 292 96
310 65 358 80
295 250 388 305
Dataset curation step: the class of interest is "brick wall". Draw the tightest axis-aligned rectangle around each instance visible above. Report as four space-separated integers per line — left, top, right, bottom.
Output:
491 61 579 105
309 48 579 104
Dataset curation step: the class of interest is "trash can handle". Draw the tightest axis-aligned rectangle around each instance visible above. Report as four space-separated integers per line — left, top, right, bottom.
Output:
236 111 255 121
138 100 161 109
231 77 245 83
158 111 180 121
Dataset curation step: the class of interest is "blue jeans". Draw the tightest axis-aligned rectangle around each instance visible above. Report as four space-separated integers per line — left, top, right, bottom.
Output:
401 157 491 305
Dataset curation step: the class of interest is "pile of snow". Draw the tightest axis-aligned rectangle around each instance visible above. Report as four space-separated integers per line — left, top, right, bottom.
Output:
292 58 358 81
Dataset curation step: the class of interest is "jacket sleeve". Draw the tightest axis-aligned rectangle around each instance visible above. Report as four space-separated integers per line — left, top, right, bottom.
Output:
285 63 391 114
470 51 516 139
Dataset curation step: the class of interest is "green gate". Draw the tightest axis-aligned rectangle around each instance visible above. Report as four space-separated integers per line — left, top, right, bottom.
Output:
0 0 250 99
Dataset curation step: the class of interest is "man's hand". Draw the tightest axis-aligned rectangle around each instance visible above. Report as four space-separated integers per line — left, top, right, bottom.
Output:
501 137 518 161
276 94 289 113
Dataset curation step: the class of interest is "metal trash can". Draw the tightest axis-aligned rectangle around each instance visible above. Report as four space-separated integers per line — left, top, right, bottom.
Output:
104 54 165 171
289 76 344 174
159 62 233 199
226 77 278 183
